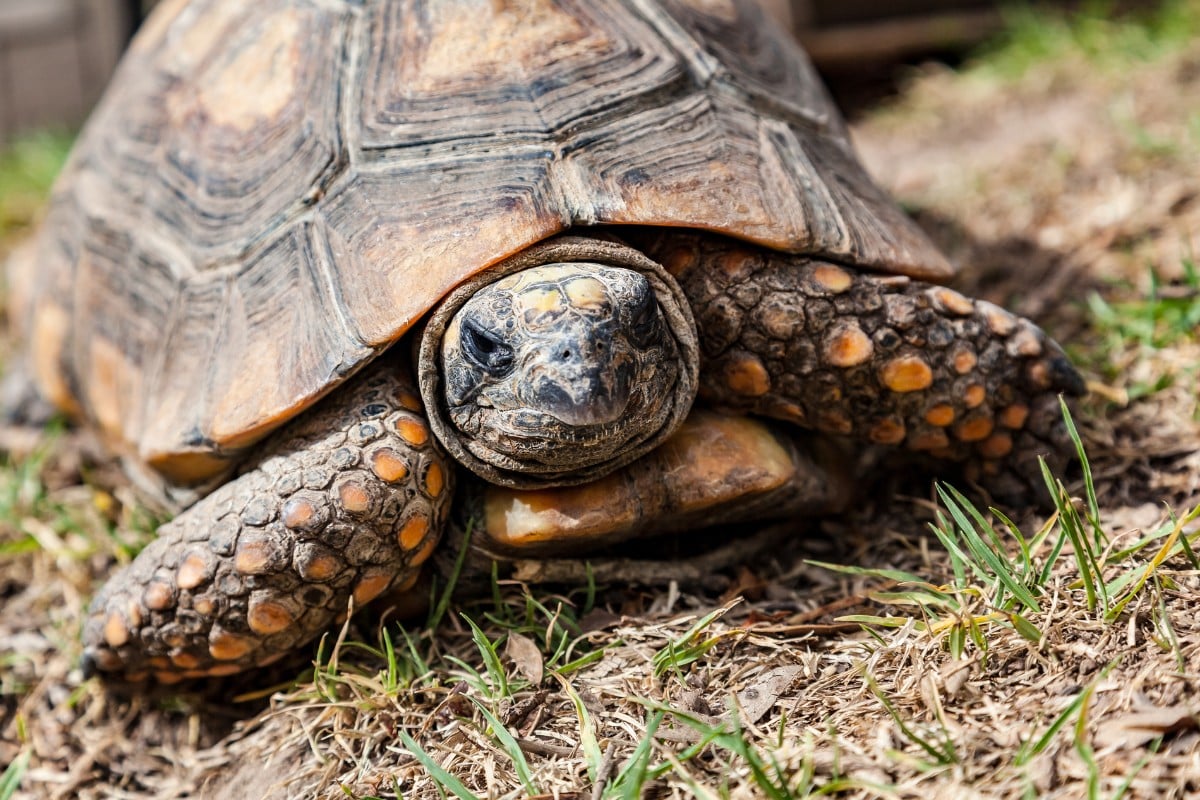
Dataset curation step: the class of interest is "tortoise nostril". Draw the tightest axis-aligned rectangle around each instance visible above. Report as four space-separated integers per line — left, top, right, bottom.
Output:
561 350 571 360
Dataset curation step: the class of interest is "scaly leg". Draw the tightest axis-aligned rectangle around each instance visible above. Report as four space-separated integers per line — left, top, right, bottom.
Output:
644 233 1085 486
82 362 453 681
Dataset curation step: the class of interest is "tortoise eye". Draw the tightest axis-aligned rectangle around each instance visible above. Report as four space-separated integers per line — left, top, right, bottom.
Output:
461 320 515 376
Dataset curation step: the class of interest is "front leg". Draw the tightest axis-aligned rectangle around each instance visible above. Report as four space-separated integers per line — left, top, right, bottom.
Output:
645 234 1085 482
82 361 453 681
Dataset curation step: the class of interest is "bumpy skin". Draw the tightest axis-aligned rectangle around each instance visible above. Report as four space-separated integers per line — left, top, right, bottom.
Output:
81 364 452 681
643 233 1085 480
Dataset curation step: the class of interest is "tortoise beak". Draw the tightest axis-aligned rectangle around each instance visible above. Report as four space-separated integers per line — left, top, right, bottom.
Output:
531 348 634 427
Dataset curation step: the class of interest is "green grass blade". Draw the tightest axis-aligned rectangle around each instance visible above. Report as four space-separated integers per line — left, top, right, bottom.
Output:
461 614 508 698
427 521 473 632
468 698 538 795
555 674 604 783
398 730 479 800
610 711 664 800
0 749 30 800
805 561 928 583
1059 397 1104 546
936 484 1042 612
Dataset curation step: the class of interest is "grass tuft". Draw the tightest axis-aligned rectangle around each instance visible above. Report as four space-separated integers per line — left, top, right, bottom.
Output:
0 134 73 240
971 0 1200 81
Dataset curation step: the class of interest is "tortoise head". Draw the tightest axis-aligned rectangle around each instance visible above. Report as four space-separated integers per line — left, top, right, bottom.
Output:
419 238 699 489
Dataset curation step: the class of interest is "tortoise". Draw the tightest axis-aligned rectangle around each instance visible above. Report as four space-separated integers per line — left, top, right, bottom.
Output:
7 0 1083 682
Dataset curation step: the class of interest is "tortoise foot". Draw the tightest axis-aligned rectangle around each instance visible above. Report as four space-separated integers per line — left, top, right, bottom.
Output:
82 364 453 681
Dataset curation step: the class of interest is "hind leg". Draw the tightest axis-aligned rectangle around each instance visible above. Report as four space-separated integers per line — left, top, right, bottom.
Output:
82 363 453 681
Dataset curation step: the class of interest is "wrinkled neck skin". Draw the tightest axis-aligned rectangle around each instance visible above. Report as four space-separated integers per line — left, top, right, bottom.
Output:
418 237 700 489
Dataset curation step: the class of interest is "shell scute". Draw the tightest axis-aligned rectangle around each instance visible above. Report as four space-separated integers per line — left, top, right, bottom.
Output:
20 0 949 481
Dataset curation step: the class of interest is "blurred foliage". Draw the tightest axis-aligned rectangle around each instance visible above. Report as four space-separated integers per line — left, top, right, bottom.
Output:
973 0 1200 78
0 133 73 242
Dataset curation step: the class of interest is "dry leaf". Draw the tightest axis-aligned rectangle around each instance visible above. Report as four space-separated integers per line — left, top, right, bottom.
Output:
505 631 544 685
1094 706 1200 749
736 666 803 724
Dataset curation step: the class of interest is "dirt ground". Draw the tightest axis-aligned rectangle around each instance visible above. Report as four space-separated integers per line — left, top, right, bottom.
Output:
3 7 1200 800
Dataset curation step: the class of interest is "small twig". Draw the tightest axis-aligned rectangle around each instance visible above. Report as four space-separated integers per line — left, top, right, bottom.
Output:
590 742 617 800
787 580 899 624
516 737 577 758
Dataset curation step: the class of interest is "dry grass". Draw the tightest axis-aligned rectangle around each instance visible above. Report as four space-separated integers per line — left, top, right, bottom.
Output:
4 4 1200 798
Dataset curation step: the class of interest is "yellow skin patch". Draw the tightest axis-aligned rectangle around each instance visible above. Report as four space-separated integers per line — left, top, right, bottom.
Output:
823 323 874 368
298 554 340 582
718 251 757 278
981 303 1017 336
125 601 143 629
953 349 977 374
370 448 410 483
770 400 807 424
398 515 430 551
234 539 277 575
956 416 995 442
391 571 421 594
192 597 215 616
1000 405 1029 429
104 613 129 648
881 356 934 393
964 384 986 409
409 534 439 567
209 632 256 661
562 276 610 309
925 404 956 427
207 663 246 677
979 433 1014 459
247 598 294 635
337 482 371 513
812 264 853 293
516 285 567 320
932 288 975 316
910 430 950 451
395 418 430 447
869 418 906 445
723 353 771 396
1011 329 1043 357
353 572 392 605
424 463 445 498
817 409 853 435
176 552 211 590
1027 361 1053 390
171 652 202 669
281 497 317 529
661 246 698 275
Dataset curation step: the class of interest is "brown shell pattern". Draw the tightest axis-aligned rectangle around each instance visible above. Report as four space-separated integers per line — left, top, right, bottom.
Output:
16 0 950 483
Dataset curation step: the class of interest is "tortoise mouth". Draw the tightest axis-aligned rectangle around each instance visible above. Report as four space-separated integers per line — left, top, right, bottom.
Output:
417 235 700 490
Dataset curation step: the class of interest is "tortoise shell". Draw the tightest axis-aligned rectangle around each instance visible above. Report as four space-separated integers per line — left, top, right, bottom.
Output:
15 0 950 485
